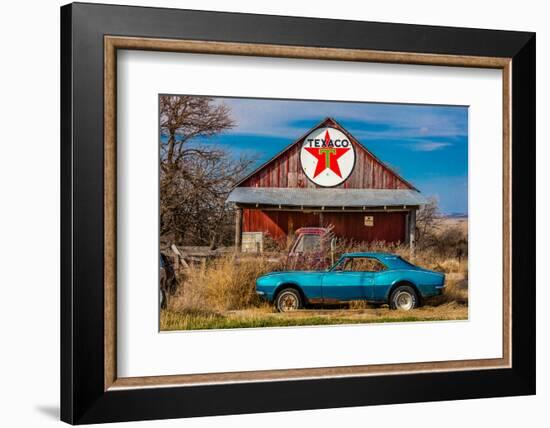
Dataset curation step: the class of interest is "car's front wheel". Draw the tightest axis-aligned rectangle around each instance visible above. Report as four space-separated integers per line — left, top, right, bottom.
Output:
389 285 418 310
275 288 302 312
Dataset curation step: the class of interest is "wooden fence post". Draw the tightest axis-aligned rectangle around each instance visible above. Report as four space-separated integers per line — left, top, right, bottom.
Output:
235 206 243 252
409 209 416 256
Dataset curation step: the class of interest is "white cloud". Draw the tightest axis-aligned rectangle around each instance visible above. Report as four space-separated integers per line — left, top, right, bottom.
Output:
212 97 467 143
406 141 453 152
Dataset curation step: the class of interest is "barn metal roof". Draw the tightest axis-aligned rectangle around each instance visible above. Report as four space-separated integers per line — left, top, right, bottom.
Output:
227 187 427 207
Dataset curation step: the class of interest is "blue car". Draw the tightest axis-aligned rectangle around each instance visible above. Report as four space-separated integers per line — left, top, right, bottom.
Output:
256 252 445 312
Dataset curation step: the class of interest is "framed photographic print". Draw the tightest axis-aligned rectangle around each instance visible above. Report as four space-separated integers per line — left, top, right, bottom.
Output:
60 2 535 424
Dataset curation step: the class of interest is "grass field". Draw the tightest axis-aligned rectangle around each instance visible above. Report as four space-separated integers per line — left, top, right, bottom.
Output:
160 302 468 331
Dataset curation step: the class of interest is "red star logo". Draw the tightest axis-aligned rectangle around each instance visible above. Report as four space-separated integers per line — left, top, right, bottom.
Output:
304 130 350 178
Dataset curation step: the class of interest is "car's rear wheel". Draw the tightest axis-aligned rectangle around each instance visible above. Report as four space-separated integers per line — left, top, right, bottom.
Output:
276 288 302 312
389 285 418 310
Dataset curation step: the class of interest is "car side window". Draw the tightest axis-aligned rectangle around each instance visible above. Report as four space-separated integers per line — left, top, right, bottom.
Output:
343 258 355 271
350 257 386 272
293 236 304 253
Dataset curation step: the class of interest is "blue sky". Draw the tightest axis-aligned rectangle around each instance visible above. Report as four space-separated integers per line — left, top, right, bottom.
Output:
183 97 468 215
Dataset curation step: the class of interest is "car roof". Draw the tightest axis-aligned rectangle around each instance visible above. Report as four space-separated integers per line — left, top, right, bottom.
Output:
341 252 396 258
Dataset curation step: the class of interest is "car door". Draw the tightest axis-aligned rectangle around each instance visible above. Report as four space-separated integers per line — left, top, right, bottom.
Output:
363 258 390 300
321 257 372 301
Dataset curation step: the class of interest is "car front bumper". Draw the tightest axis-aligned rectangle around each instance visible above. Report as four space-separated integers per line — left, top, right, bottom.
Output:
256 290 270 301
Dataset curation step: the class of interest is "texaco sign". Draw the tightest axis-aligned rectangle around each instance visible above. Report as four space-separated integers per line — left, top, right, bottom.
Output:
300 127 356 187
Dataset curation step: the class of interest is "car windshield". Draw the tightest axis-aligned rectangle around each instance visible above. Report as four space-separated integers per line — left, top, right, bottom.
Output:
330 258 349 271
294 234 321 253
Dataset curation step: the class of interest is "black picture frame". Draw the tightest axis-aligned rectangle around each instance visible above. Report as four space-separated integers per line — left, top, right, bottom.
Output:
61 2 535 424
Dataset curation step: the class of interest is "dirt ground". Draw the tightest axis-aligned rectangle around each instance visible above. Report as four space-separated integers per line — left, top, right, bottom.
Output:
160 302 468 331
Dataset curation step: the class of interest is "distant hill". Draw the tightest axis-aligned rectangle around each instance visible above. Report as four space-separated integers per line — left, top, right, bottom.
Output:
443 213 468 219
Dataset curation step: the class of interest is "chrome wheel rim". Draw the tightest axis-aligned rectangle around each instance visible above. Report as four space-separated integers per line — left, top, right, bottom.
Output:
395 291 414 310
278 292 299 312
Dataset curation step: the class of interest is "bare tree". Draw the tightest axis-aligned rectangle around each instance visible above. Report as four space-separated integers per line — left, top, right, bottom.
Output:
160 95 235 168
159 95 252 247
416 197 442 248
416 198 467 258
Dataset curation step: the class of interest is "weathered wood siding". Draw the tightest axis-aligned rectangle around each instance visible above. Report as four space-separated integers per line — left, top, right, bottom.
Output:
243 209 407 243
239 120 413 190
238 119 414 245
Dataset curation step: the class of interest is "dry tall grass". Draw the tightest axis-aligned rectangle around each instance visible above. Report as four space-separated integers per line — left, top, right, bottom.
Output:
169 256 278 313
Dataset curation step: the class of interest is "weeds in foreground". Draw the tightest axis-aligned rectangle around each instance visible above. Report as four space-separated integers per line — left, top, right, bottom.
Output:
169 256 279 314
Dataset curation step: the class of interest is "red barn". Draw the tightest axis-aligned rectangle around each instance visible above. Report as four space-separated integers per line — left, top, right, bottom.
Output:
227 117 426 250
